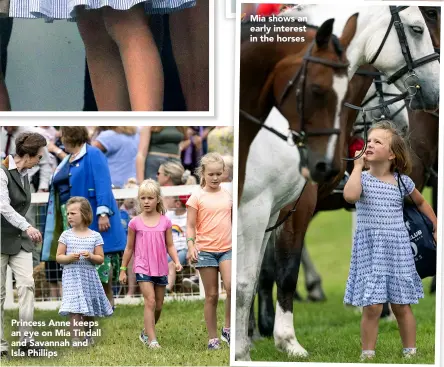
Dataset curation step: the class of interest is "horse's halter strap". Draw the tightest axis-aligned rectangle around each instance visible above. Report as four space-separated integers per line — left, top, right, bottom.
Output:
369 6 440 87
240 39 349 161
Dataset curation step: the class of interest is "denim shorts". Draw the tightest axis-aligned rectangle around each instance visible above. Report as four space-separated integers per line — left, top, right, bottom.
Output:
195 250 232 268
167 248 187 266
136 273 168 286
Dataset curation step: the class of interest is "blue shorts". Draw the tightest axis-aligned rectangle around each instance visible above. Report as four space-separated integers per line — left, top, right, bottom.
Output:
136 273 168 286
167 248 187 266
195 250 232 268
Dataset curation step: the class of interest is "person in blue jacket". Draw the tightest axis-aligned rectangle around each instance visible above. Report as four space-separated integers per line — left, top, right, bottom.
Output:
42 126 126 309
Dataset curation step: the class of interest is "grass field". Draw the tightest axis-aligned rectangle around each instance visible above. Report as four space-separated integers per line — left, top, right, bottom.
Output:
2 300 229 366
250 189 437 364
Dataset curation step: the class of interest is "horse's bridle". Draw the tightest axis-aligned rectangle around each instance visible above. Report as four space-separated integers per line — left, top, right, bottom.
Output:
344 6 440 162
369 6 440 91
240 39 349 168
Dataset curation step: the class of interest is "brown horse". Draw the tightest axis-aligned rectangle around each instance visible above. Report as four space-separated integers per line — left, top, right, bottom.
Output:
254 5 440 338
237 16 358 202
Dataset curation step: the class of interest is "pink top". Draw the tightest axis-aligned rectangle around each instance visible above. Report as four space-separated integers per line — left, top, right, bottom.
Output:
128 215 172 277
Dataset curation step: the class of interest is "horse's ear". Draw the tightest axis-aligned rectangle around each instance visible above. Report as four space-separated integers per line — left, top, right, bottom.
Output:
339 13 359 49
316 18 334 50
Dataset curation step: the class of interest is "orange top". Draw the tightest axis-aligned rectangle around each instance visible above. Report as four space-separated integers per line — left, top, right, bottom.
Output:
186 187 232 253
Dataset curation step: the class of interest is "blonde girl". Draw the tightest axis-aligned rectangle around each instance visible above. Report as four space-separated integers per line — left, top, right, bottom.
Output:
119 179 182 348
56 197 113 345
186 152 233 350
343 120 437 360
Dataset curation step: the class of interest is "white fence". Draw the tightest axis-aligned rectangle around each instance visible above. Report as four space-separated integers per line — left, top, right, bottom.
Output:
4 183 232 310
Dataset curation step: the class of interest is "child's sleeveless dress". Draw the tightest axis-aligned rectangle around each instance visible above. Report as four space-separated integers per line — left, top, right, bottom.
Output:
58 229 113 317
9 0 195 21
344 171 424 307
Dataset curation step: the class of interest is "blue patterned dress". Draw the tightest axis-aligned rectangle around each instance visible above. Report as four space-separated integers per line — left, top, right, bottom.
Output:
9 0 195 20
344 171 424 307
58 229 113 317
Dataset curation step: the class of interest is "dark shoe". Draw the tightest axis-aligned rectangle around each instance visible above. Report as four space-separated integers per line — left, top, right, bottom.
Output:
221 328 230 345
0 350 8 359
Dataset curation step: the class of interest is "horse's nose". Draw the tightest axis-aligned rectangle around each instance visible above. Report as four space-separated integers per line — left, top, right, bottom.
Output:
311 160 339 183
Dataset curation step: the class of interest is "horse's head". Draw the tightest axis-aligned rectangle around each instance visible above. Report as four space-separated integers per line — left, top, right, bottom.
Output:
367 6 439 111
261 15 358 184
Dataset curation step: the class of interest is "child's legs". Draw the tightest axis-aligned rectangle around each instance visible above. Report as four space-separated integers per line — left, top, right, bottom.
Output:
361 304 383 350
218 259 231 329
390 303 416 348
154 285 165 324
76 7 131 111
139 281 157 341
102 4 163 111
199 267 219 339
70 314 83 340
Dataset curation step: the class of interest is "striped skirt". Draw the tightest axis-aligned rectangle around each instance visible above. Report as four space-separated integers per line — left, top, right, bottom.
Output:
9 0 195 20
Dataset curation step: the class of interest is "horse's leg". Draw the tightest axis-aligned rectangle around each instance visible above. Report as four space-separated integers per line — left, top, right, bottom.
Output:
274 225 308 357
301 243 327 302
258 231 278 337
236 199 278 361
273 185 317 357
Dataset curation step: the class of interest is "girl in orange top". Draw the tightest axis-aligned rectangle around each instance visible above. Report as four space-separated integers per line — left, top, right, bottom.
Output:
186 152 232 350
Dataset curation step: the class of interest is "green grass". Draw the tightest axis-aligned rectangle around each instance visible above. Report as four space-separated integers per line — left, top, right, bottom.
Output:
3 300 229 366
250 189 436 364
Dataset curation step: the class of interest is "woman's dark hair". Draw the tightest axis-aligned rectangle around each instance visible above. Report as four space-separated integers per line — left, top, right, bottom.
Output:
15 132 47 157
60 127 90 147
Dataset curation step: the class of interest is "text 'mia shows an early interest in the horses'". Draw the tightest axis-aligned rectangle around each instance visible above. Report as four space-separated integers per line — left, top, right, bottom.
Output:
235 3 440 365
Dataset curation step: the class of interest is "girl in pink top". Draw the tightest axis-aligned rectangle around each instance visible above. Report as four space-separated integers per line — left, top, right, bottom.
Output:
119 179 182 349
187 152 233 350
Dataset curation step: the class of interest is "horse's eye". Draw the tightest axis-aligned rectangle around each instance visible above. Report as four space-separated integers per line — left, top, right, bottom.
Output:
311 84 326 96
410 25 424 34
426 10 438 21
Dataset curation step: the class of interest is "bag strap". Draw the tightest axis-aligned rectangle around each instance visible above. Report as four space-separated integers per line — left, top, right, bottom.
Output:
397 172 436 245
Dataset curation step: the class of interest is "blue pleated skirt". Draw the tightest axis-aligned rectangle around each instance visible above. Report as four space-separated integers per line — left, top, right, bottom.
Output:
9 0 195 21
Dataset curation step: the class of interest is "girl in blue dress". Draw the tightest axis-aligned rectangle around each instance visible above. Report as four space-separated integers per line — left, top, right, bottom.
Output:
56 196 113 346
8 0 195 111
343 120 437 360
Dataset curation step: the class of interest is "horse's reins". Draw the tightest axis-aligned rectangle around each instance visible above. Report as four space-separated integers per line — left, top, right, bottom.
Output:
240 38 349 170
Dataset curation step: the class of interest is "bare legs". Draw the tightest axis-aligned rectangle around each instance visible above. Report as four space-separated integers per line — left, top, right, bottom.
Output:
199 267 219 340
169 0 208 111
139 282 165 342
391 304 416 348
76 4 163 111
361 304 382 351
361 303 416 356
219 260 231 329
